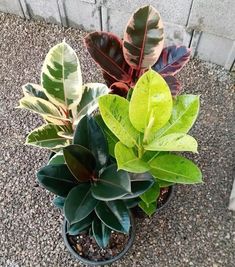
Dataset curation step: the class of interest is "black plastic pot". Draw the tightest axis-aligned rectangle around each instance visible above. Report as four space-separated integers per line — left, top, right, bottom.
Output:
62 213 136 266
132 185 175 218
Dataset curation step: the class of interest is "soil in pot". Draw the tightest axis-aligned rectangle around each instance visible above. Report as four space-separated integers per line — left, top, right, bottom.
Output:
67 231 130 262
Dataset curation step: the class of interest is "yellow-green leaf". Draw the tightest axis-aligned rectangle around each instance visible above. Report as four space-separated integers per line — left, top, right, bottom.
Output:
129 70 172 140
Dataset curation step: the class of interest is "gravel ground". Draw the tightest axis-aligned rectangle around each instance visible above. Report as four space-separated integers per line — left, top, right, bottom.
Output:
0 13 234 267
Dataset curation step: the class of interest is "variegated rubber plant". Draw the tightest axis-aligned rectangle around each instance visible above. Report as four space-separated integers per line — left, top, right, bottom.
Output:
18 41 109 150
98 69 202 216
85 5 190 97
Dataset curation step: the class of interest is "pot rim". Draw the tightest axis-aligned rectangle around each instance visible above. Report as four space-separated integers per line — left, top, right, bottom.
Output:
62 212 136 266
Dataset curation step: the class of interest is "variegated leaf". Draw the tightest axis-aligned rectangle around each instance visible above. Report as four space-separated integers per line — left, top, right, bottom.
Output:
85 32 132 83
26 124 70 149
41 41 83 110
152 46 191 75
22 83 48 100
123 5 164 70
19 96 70 125
163 75 182 96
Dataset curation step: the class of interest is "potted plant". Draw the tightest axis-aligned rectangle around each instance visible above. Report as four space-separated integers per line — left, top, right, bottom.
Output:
18 41 109 150
85 5 190 97
37 115 154 265
98 69 202 216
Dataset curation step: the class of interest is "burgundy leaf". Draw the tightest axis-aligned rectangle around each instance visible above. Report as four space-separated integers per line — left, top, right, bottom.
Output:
102 71 118 87
153 46 191 75
85 31 132 83
163 75 182 97
110 82 129 97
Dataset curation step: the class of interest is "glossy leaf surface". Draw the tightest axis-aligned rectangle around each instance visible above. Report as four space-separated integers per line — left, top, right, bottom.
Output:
163 75 181 96
92 216 111 248
129 70 172 136
26 124 69 149
144 133 198 152
85 32 131 83
67 213 94 235
123 5 164 69
150 154 202 184
63 145 96 182
140 181 160 205
115 142 150 173
95 201 130 233
53 196 65 209
139 200 156 216
91 164 131 201
48 150 65 165
110 82 129 97
41 41 83 109
22 83 48 100
37 164 77 197
153 46 191 75
64 183 98 224
98 95 139 147
155 95 200 138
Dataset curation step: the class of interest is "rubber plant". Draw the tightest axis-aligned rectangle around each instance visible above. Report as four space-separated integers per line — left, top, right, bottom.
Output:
37 115 154 247
85 5 190 97
98 69 202 216
18 41 109 151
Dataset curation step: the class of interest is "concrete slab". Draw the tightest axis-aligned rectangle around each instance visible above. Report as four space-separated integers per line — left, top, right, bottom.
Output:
194 32 235 68
101 0 193 26
0 0 24 17
64 0 101 31
188 0 235 39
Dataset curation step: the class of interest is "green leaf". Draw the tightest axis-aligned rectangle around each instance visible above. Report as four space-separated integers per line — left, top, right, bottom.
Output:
155 95 200 138
115 142 150 173
95 201 130 233
92 216 111 248
53 196 65 209
64 183 98 224
129 70 172 140
123 198 140 208
126 88 134 101
41 41 83 110
67 213 94 235
123 5 164 69
122 172 154 199
63 145 96 182
150 154 202 184
95 114 119 158
156 179 174 188
140 181 160 206
72 83 109 123
73 116 108 171
91 164 131 201
26 124 70 149
139 200 156 216
98 95 139 148
19 96 69 125
22 83 48 100
37 164 77 197
48 150 65 164
144 133 198 152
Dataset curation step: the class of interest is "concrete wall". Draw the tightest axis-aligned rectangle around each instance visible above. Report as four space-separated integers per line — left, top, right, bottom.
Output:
0 0 234 70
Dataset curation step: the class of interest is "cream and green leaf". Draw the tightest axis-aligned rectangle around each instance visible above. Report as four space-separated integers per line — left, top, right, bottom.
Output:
19 41 108 150
98 69 202 216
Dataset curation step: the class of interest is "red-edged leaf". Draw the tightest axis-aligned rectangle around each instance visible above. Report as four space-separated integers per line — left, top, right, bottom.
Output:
110 82 129 97
102 71 117 87
153 46 191 75
85 32 132 83
163 75 182 97
123 5 164 70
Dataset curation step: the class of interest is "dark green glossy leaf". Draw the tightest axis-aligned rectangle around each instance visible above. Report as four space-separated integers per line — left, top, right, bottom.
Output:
150 154 202 184
67 213 94 235
95 201 130 233
53 196 65 209
92 216 111 248
91 164 131 201
37 164 77 197
121 172 154 199
126 88 134 101
64 184 98 224
48 150 65 165
95 114 119 158
73 116 108 171
140 181 160 205
22 83 49 100
123 5 164 70
123 197 140 208
139 200 156 216
63 145 96 182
